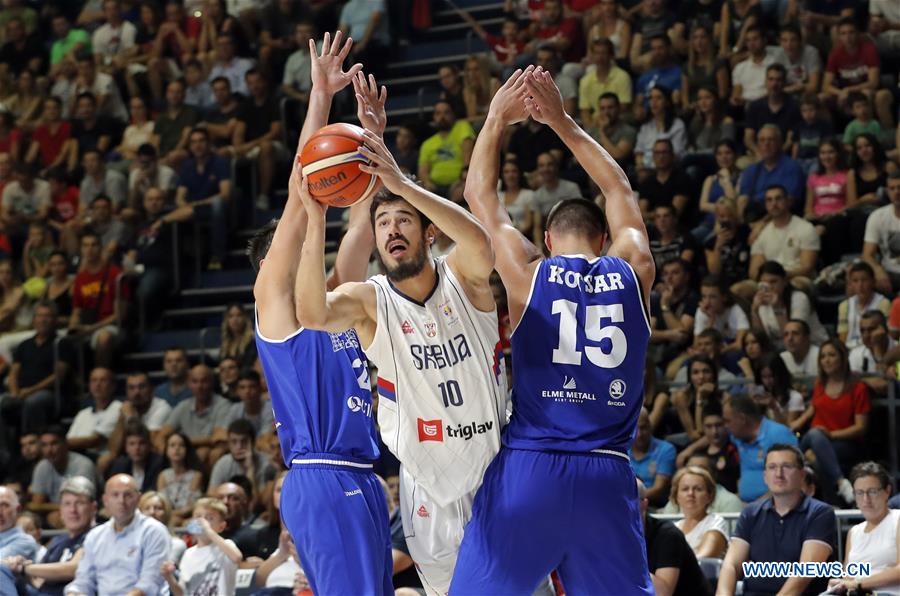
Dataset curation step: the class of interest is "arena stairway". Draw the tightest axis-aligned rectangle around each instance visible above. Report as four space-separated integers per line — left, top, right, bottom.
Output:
117 1 505 383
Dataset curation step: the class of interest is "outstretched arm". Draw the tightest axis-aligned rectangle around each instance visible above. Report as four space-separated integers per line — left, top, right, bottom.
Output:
464 67 542 326
358 130 496 311
295 173 374 335
524 69 655 301
254 31 362 340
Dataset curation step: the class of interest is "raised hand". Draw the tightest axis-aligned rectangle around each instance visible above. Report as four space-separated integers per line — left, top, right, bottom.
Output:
310 31 363 96
358 129 406 194
296 170 327 219
353 72 387 136
487 66 532 126
523 67 567 127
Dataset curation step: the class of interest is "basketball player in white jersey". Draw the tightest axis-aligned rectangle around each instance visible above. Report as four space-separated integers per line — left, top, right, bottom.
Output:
294 131 508 594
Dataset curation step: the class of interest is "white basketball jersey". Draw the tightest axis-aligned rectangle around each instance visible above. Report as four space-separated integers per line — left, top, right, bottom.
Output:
367 257 508 506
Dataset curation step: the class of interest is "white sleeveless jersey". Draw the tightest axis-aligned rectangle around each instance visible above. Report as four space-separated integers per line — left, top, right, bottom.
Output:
366 257 508 506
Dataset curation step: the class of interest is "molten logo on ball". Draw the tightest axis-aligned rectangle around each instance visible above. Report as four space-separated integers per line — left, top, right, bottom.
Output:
300 122 382 207
309 171 347 192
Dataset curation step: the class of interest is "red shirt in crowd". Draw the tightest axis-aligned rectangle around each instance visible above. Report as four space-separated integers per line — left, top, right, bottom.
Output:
810 379 870 433
31 121 71 168
0 128 22 155
485 34 525 64
536 17 585 63
72 264 128 320
52 185 80 222
826 38 880 88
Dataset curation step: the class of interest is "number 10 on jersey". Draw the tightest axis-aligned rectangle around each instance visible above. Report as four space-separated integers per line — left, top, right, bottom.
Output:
552 299 627 368
439 380 464 407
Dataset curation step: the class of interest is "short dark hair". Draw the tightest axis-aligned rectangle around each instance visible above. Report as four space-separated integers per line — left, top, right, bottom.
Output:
210 76 230 88
700 275 724 291
227 418 256 441
701 400 723 419
848 91 868 107
137 143 157 158
238 370 261 384
758 260 787 280
727 393 762 420
123 420 151 442
592 37 614 54
766 443 805 468
786 318 811 336
764 184 789 199
837 16 856 29
34 300 59 317
766 63 787 77
79 230 101 245
599 92 619 105
860 309 887 328
661 257 688 273
649 33 670 46
228 474 254 498
369 188 432 230
76 91 97 105
247 219 278 274
90 195 112 208
848 261 874 278
780 23 801 37
189 127 209 141
697 328 723 345
849 461 891 488
545 198 608 240
40 425 66 439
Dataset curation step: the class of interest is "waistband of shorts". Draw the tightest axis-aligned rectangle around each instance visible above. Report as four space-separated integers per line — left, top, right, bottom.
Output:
505 445 630 461
290 453 375 471
589 448 630 461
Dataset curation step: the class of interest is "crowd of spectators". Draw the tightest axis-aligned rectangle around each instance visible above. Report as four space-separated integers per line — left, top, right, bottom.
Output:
0 0 896 594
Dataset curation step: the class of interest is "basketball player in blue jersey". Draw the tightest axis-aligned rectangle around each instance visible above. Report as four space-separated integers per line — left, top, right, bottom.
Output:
449 66 656 594
248 32 393 594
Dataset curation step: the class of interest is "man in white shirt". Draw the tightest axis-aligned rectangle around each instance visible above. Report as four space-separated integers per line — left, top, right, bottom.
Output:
849 310 896 394
64 474 169 596
730 26 778 106
91 0 137 76
780 320 819 378
74 54 128 123
281 22 317 105
862 172 900 294
772 24 822 97
66 367 122 459
106 372 172 460
749 185 820 282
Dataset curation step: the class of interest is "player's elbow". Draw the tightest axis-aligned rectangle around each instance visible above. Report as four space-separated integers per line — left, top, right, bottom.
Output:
295 303 326 331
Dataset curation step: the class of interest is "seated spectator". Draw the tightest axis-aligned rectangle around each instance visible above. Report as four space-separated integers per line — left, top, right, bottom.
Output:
116 371 173 440
461 55 499 125
843 92 886 150
629 408 676 508
849 310 896 394
780 318 820 379
25 98 70 173
505 117 566 181
704 198 750 288
154 347 192 407
64 474 169 595
633 35 682 118
649 258 697 372
791 94 834 174
22 222 55 278
64 93 116 171
718 0 761 59
106 421 165 492
670 466 728 559
219 303 256 369
280 22 315 106
115 97 156 166
839 261 891 349
738 128 806 221
751 260 828 349
634 87 687 176
73 53 127 124
773 24 822 98
497 160 538 242
67 232 126 368
225 370 274 439
673 328 743 385
716 444 835 595
586 0 631 60
161 497 241 595
214 481 263 561
391 124 420 177
530 152 581 217
680 24 729 115
870 0 900 60
670 356 729 443
0 17 44 79
630 3 677 75
158 364 232 464
175 127 232 270
638 478 711 596
1 162 50 241
75 196 130 265
0 302 74 435
751 353 806 433
723 393 798 502
157 432 204 526
216 356 239 400
685 87 734 178
46 172 80 237
67 367 121 457
29 426 98 515
154 80 201 168
128 188 176 323
821 18 893 129
337 0 390 71
6 433 41 494
848 133 892 219
676 402 742 496
0 485 36 559
204 76 240 151
436 65 465 119
587 93 636 165
638 141 691 220
649 204 699 275
78 150 127 210
128 144 176 209
693 276 748 354
862 172 900 294
209 419 274 495
827 461 900 595
579 38 632 123
748 187 819 283
737 327 772 379
182 59 213 111
796 339 870 504
207 34 254 97
4 69 42 132
418 100 475 197
92 0 137 78
744 64 799 160
729 26 777 108
3 476 96 595
139 491 187 564
804 138 854 265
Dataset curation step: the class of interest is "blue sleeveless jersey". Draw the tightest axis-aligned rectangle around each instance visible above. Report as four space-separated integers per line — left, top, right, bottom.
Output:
255 316 380 465
505 255 650 453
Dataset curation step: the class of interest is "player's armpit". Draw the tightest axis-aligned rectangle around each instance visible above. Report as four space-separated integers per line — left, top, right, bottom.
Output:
607 227 655 304
297 281 375 337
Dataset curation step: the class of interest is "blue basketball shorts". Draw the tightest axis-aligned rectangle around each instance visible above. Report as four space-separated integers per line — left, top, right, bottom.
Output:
450 447 653 595
280 459 393 595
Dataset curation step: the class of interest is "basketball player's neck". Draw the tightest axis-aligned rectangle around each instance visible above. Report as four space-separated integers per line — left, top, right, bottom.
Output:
391 259 438 302
549 235 602 260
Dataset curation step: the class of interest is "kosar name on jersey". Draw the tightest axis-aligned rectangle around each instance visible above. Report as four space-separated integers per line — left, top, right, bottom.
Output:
546 264 626 294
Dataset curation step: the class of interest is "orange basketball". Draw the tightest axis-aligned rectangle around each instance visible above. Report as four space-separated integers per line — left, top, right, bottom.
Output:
299 123 381 207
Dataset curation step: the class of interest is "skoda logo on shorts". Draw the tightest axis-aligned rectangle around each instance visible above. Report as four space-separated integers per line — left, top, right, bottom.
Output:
609 379 626 399
347 396 363 412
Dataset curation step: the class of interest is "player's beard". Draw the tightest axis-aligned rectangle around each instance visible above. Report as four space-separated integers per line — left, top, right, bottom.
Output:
379 238 428 283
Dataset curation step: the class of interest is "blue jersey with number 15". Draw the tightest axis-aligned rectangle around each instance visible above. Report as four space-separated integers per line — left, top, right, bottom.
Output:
505 255 650 454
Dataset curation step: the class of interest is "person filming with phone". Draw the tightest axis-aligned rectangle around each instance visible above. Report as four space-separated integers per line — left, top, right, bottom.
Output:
751 260 828 351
